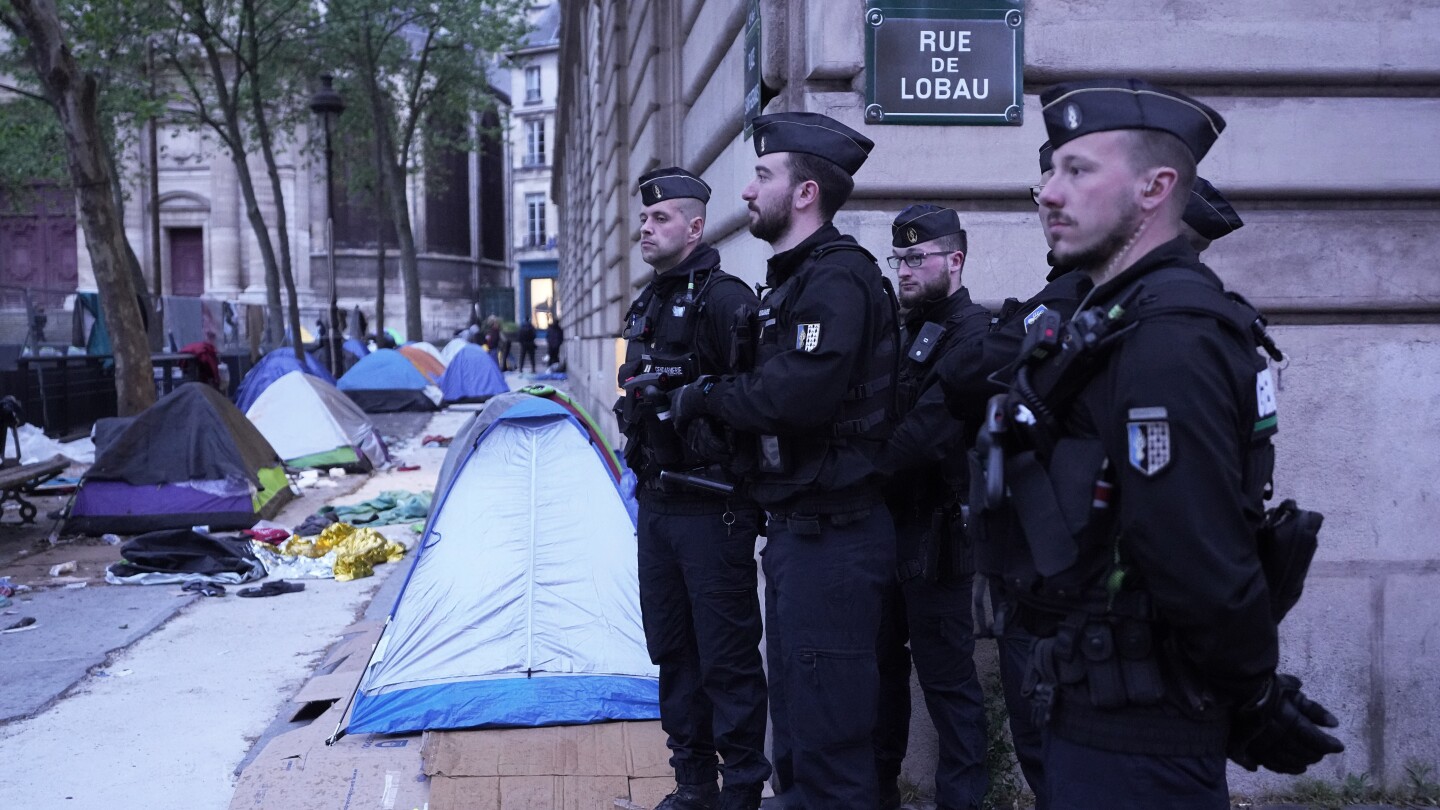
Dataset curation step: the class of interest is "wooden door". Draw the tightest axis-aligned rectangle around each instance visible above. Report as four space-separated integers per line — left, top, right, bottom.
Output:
169 227 204 296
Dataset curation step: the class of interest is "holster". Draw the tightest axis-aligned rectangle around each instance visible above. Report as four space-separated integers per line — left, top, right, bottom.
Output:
921 503 972 584
1257 499 1322 622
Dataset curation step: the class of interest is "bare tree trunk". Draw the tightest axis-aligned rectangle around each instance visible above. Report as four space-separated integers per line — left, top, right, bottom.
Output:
359 69 421 342
2 0 155 415
241 0 304 364
103 132 161 351
375 214 386 336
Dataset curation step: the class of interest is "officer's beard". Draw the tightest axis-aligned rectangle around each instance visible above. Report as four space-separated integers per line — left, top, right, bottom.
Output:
1053 197 1144 274
898 272 951 309
747 195 792 244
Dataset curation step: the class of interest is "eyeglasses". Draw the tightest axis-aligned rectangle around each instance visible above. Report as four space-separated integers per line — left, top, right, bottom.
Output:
1029 184 1045 205
886 251 950 269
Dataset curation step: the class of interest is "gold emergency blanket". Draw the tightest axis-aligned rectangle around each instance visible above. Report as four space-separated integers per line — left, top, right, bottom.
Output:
278 522 406 581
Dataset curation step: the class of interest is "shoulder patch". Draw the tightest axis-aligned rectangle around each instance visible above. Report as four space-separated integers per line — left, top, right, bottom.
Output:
1127 415 1171 477
1255 367 1278 431
1023 304 1049 333
795 323 822 352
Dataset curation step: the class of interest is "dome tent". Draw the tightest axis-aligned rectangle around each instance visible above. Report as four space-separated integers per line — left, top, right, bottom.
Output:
342 391 652 735
67 383 295 534
246 370 389 470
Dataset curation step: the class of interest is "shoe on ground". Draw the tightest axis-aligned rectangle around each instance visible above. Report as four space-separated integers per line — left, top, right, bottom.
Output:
716 782 764 810
655 782 719 810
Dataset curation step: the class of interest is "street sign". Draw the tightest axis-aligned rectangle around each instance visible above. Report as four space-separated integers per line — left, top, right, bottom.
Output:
744 0 762 139
864 0 1025 126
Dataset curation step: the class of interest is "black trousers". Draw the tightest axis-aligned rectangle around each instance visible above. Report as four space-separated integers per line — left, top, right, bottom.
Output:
1044 733 1228 810
874 523 988 810
765 507 893 810
991 580 1048 808
637 505 770 787
518 343 537 372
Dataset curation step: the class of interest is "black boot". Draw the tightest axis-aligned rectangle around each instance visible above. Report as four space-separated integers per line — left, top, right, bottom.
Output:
655 782 720 810
716 782 764 810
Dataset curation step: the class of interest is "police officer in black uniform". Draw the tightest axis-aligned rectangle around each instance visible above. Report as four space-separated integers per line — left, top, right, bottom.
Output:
668 112 898 810
944 145 1250 810
871 205 991 810
616 167 770 810
966 78 1345 809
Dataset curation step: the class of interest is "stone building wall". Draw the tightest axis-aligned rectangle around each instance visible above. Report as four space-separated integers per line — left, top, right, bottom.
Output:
554 0 1440 797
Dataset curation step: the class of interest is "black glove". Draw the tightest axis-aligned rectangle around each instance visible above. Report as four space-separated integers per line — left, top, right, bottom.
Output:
668 376 717 427
683 417 730 464
1228 673 1344 774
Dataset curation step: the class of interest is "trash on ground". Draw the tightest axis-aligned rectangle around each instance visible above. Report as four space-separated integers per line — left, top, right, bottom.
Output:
2 616 37 633
237 580 305 598
106 529 266 586
243 527 291 545
49 560 78 577
278 523 406 582
182 581 227 597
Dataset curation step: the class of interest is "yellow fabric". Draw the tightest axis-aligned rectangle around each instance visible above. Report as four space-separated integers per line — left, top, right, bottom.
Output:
279 522 406 581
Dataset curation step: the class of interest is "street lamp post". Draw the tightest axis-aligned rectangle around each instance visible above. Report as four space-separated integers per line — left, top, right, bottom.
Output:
309 74 345 376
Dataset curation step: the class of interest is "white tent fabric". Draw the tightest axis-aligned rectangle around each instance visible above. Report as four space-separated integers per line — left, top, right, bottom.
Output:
245 370 389 468
441 337 471 364
346 397 656 733
408 341 446 367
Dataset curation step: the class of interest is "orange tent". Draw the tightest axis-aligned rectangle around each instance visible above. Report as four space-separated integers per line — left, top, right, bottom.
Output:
398 345 445 384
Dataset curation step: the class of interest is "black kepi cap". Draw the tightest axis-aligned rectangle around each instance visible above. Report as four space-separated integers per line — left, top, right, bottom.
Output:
892 204 963 248
637 167 711 205
750 112 874 176
1040 78 1225 161
1183 177 1243 240
1038 140 1054 174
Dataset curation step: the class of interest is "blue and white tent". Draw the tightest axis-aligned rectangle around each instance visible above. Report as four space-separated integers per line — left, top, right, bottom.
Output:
336 348 439 412
439 343 509 404
233 347 334 413
345 391 654 734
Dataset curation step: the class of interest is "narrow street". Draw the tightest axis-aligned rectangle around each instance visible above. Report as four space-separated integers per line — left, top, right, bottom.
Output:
0 407 471 809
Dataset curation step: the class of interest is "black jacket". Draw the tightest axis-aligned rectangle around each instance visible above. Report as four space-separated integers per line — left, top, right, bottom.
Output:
707 224 897 510
878 287 990 519
617 243 759 506
1005 238 1278 754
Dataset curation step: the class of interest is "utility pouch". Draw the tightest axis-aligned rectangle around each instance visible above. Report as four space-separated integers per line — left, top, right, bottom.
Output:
1257 499 1322 622
780 512 821 537
1081 622 1127 709
1117 618 1165 705
730 307 758 372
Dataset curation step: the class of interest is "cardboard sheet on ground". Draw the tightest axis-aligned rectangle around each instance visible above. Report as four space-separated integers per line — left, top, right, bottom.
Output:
421 721 672 810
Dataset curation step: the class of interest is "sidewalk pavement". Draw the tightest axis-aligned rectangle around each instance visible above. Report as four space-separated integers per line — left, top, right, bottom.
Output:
0 406 474 810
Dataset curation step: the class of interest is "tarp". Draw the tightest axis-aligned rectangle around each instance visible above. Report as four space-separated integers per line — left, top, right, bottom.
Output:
68 383 294 534
346 392 655 734
233 347 335 413
439 343 509 404
246 370 389 470
398 345 445 384
105 529 266 585
337 349 439 413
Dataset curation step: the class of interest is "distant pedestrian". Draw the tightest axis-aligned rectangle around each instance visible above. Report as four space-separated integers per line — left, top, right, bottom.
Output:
517 320 538 373
546 317 564 369
483 316 503 367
